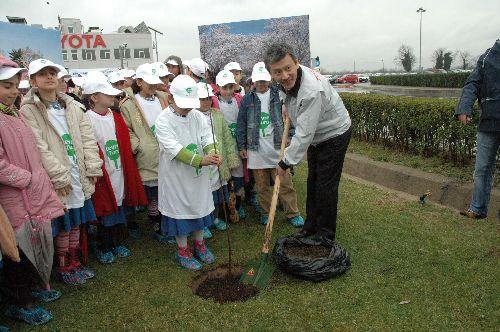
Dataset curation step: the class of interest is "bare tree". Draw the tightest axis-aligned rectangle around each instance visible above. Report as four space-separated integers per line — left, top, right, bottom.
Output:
457 50 472 70
394 44 416 72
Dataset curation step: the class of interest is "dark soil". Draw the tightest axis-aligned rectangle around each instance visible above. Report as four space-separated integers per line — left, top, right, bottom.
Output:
194 272 259 304
285 244 332 258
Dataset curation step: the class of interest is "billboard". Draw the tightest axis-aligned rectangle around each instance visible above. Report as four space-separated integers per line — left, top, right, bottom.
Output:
0 21 63 67
198 15 310 74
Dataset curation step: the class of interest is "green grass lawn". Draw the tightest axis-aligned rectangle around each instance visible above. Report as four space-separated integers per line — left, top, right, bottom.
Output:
1 165 498 331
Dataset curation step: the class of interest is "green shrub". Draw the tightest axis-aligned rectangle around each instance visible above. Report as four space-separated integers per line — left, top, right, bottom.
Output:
370 72 470 88
339 93 478 164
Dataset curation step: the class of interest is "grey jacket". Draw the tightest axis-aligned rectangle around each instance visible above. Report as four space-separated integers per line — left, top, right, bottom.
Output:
283 65 351 165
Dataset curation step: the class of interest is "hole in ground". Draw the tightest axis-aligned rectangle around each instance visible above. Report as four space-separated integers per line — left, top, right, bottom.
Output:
192 265 259 304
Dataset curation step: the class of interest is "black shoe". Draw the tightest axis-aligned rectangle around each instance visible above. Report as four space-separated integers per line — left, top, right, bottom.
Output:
294 229 316 238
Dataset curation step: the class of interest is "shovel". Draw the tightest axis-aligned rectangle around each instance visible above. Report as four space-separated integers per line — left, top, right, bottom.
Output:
240 115 291 289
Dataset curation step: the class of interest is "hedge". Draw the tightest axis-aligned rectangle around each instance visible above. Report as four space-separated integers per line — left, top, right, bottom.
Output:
339 93 478 165
369 72 470 88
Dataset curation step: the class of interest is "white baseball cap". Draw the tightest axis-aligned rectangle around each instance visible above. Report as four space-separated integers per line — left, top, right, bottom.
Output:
57 67 71 80
186 58 207 78
151 62 171 78
135 63 163 85
224 62 242 72
71 76 85 87
28 58 61 76
107 71 126 84
166 59 180 66
196 82 214 98
251 62 271 82
216 70 236 87
120 69 135 78
82 71 122 96
18 80 30 89
0 66 26 80
170 75 200 109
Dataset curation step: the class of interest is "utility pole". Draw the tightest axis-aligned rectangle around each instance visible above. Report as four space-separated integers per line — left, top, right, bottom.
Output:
148 26 164 62
417 7 426 72
353 60 356 73
381 59 385 73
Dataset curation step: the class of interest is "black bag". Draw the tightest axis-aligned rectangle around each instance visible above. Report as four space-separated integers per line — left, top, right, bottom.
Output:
272 235 350 282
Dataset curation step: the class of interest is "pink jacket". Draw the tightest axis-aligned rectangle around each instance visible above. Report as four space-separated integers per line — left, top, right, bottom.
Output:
0 112 65 231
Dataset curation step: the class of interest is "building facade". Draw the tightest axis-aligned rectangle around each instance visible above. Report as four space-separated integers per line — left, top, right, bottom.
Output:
59 18 153 70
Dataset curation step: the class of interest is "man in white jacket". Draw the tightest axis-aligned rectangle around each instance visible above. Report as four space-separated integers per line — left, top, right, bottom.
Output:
265 43 352 240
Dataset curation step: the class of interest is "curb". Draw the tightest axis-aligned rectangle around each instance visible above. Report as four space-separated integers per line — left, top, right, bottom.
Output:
343 153 499 219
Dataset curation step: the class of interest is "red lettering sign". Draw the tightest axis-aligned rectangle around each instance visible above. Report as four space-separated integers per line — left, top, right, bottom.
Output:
61 34 107 49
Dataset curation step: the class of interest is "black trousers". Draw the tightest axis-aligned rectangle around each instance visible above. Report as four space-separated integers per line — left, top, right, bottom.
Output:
0 248 42 307
303 127 352 239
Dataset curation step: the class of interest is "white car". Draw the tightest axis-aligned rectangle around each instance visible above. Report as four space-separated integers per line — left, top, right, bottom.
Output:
358 74 370 83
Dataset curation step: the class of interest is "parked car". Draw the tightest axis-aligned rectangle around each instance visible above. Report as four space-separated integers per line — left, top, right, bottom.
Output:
358 74 370 83
336 74 359 84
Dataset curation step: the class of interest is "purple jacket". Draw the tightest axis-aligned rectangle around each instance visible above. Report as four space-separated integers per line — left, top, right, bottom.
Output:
0 112 65 232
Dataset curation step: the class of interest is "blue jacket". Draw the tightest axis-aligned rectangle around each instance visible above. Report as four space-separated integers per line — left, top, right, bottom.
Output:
236 85 295 151
456 40 500 133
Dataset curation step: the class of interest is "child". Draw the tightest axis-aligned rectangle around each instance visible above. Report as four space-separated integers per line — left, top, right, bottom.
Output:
0 56 65 325
196 82 241 232
20 59 103 286
186 58 208 83
215 70 246 219
83 72 148 263
165 56 183 77
155 75 220 271
224 62 245 97
119 63 171 243
237 62 304 227
151 62 172 93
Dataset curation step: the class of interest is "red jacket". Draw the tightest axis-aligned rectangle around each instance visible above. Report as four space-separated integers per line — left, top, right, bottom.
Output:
92 111 148 217
211 92 242 110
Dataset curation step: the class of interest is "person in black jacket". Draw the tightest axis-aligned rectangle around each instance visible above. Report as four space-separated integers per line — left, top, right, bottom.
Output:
455 39 500 219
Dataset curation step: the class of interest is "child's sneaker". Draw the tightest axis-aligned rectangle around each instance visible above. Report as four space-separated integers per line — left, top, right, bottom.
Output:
203 227 213 239
250 195 263 213
75 266 96 280
152 231 175 244
237 207 246 219
194 242 215 264
113 245 132 258
260 215 269 225
175 247 202 271
213 218 228 231
58 267 86 286
287 215 305 227
31 289 62 303
4 305 52 326
96 250 116 264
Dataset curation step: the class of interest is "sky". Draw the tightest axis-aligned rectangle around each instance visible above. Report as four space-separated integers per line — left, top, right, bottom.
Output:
1 0 499 72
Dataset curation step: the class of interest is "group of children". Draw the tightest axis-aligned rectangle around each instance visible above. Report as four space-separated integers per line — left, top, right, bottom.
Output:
0 53 304 326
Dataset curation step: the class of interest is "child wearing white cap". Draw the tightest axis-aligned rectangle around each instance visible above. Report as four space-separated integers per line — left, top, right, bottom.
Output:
215 70 247 219
83 72 148 264
237 62 304 227
0 55 65 326
165 55 183 77
155 75 221 271
119 63 171 244
224 61 245 97
186 58 209 83
20 59 103 286
196 82 241 233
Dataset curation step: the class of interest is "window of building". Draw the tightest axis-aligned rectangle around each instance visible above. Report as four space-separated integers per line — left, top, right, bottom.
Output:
82 49 96 61
67 26 74 33
134 48 150 59
100 49 111 60
71 49 78 60
62 50 68 61
114 48 130 59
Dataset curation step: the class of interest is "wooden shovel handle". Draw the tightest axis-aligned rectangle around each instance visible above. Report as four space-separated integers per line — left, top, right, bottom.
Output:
262 114 291 254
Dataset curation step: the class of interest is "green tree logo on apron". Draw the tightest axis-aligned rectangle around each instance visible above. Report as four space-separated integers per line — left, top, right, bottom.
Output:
260 112 270 137
105 140 120 169
150 125 156 136
61 133 76 163
186 143 201 176
228 123 237 138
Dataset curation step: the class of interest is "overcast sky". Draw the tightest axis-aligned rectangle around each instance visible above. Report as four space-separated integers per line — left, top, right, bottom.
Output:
2 0 499 72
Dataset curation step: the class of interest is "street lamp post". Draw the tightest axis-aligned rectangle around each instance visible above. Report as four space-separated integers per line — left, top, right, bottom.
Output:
148 26 164 62
119 43 127 69
381 59 385 73
417 7 426 72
